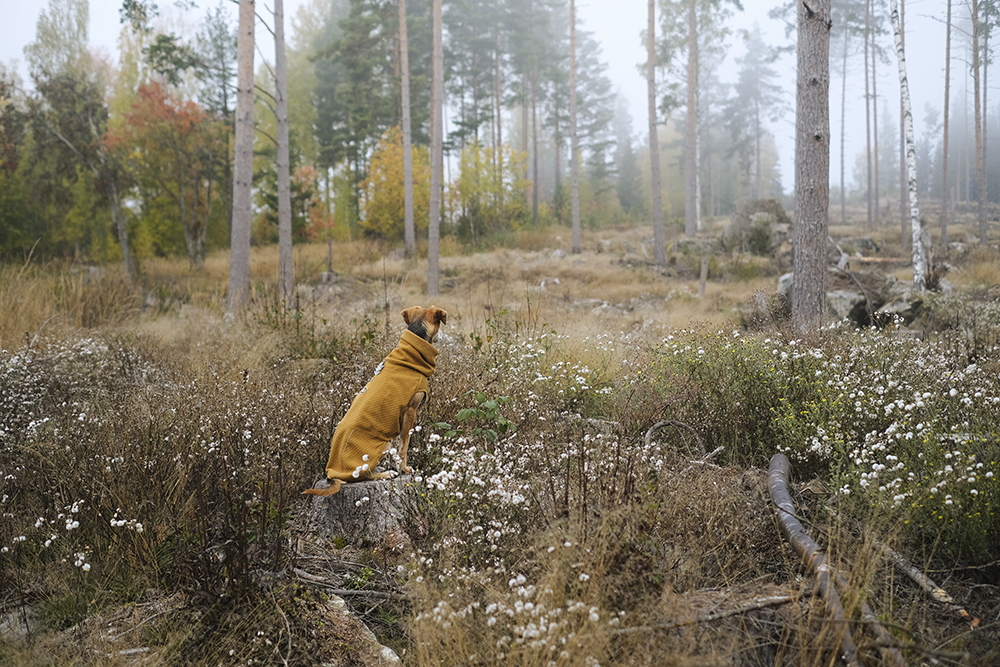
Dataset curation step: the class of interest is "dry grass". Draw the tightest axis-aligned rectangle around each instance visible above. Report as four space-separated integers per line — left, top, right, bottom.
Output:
2 217 1000 666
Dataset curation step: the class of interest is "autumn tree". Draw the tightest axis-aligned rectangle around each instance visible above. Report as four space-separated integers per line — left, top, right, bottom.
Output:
359 126 430 241
110 82 222 266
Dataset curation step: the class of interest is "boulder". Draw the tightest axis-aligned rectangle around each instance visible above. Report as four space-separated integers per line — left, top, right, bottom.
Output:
827 290 868 323
723 199 793 256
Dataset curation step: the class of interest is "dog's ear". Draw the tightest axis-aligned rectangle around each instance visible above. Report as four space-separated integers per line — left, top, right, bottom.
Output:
430 306 447 325
401 306 422 324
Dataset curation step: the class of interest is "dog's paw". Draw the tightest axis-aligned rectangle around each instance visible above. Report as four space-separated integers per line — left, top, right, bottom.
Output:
401 465 413 475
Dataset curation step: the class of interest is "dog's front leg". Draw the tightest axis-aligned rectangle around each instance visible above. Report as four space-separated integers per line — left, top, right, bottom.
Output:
398 391 425 474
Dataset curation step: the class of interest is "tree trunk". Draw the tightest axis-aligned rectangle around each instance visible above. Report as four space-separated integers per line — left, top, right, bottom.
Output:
889 0 926 291
494 31 503 207
840 29 848 225
900 0 908 248
974 0 987 245
106 178 134 280
275 0 294 309
648 0 666 265
941 0 952 246
400 0 415 258
427 0 443 297
227 0 254 313
570 0 582 254
684 0 700 236
791 0 831 333
531 69 539 226
873 36 879 224
865 0 873 229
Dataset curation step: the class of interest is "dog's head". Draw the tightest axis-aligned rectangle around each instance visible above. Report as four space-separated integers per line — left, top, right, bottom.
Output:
401 306 448 343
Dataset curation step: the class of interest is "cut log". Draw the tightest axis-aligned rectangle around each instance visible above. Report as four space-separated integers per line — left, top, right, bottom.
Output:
304 475 423 546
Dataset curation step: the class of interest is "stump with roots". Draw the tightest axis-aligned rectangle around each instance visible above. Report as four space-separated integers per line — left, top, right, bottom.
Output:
305 474 424 546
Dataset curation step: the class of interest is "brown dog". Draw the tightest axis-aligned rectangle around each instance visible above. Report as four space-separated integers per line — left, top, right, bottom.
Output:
302 306 447 496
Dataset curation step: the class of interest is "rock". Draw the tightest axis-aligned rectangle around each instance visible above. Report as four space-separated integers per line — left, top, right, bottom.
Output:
591 302 623 317
723 199 793 256
938 277 955 294
876 295 923 324
839 237 880 255
826 290 867 323
777 272 794 298
552 248 566 259
305 475 423 546
539 277 561 288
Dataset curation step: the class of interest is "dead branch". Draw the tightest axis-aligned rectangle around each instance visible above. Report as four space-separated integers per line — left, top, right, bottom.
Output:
871 537 979 628
768 453 863 667
615 593 798 635
292 567 412 601
644 420 706 453
666 445 725 486
833 570 907 667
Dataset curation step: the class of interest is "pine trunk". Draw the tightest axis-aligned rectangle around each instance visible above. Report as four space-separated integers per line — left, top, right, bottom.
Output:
889 0 926 291
684 0 700 236
941 0 952 245
974 0 987 245
227 0 254 313
570 0 582 254
427 0 443 297
791 0 831 333
276 0 294 309
400 0 416 258
648 0 666 265
873 39 879 224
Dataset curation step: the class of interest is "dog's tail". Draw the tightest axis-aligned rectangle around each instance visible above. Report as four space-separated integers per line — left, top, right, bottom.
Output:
301 479 344 496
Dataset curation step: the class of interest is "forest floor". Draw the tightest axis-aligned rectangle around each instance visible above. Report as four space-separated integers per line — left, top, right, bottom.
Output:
2 204 1000 666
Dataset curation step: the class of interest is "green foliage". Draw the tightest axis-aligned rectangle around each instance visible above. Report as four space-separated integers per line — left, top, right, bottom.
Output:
435 391 514 445
358 126 430 241
454 142 530 246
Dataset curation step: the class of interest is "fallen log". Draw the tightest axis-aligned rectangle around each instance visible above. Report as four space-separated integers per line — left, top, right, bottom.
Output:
768 454 862 667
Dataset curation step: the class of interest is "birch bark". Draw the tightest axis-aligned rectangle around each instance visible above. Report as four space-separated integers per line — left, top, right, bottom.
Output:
889 0 926 291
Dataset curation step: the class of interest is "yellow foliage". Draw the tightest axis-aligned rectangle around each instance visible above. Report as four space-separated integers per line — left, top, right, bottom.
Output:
359 126 430 241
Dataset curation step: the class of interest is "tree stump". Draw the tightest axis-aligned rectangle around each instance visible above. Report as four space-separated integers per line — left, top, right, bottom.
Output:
304 475 424 546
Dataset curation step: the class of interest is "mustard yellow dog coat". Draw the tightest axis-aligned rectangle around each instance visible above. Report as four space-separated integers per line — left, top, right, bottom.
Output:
325 330 438 481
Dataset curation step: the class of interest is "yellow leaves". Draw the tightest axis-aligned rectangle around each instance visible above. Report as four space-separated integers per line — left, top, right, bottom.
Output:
359 126 430 241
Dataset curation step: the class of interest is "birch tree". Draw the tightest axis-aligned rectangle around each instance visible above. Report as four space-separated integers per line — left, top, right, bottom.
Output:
941 0 952 245
791 0 831 332
570 0 581 254
227 0 254 312
399 0 415 258
648 0 666 266
427 0 443 297
889 0 926 291
275 0 293 309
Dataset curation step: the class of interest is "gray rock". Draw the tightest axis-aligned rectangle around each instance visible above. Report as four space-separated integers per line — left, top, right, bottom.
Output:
777 272 794 298
827 290 866 322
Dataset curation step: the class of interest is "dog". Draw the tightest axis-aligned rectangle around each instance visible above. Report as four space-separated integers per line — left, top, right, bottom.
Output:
302 306 447 497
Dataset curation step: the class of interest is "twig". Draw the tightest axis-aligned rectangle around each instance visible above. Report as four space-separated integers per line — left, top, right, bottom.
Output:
270 588 292 667
871 537 979 628
293 568 412 601
833 571 907 667
615 593 798 635
644 420 706 453
769 454 863 667
666 445 725 486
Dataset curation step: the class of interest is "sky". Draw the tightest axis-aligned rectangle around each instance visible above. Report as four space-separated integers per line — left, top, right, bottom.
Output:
0 0 957 197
